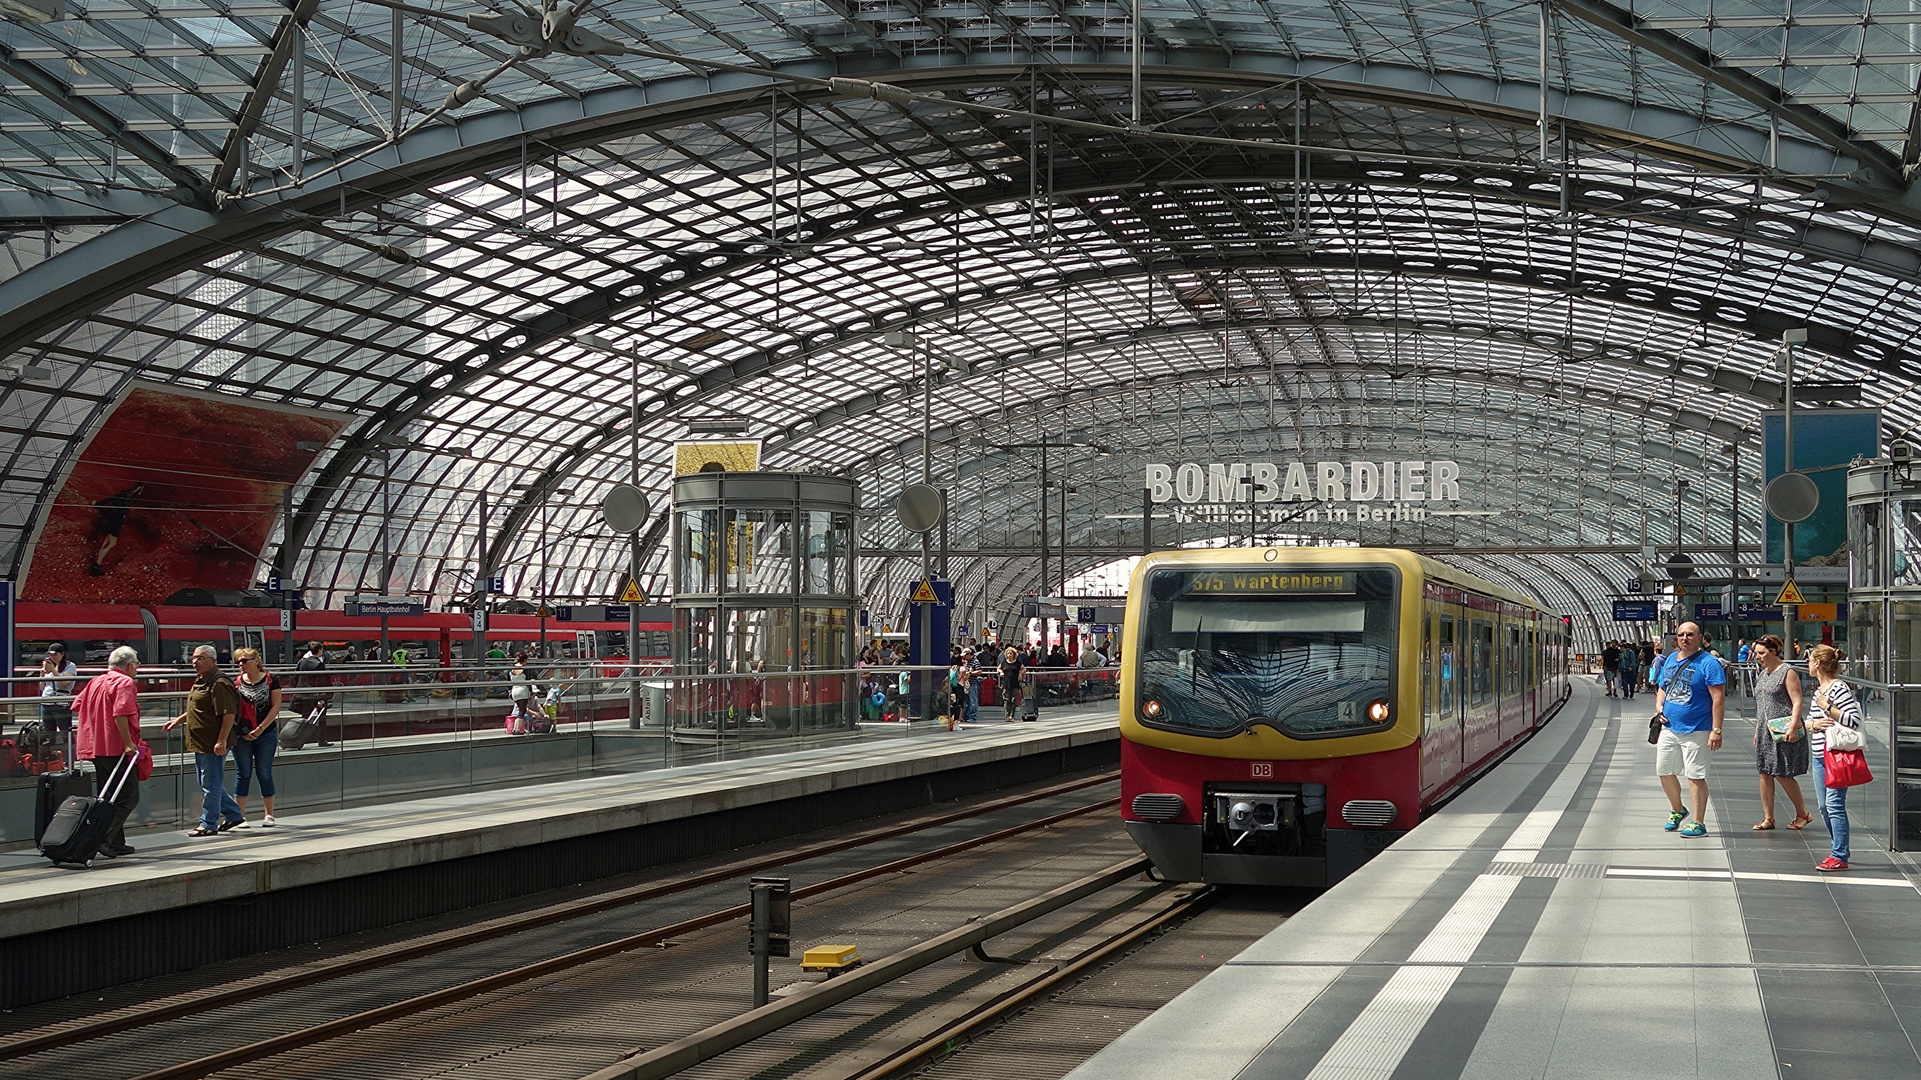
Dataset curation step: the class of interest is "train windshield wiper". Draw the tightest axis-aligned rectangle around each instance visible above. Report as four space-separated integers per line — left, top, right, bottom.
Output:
1191 615 1202 692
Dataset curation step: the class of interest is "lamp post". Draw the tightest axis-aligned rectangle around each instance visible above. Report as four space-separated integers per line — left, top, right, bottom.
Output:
971 437 1113 646
510 484 576 658
1781 327 1807 657
369 439 472 660
1674 477 1690 623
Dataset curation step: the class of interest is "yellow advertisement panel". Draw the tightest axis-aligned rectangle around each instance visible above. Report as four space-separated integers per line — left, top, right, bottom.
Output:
674 440 762 476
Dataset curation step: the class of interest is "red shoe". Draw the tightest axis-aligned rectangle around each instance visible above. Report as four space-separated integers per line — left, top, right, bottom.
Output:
1816 856 1849 872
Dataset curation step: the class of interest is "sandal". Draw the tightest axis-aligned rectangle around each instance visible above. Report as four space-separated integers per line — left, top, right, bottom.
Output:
187 826 218 837
1787 814 1814 830
1752 821 1776 831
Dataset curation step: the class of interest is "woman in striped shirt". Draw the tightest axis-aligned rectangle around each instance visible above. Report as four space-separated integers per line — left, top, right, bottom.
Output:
1805 644 1863 872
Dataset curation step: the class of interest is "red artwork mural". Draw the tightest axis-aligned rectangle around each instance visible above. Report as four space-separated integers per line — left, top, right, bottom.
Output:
23 384 347 604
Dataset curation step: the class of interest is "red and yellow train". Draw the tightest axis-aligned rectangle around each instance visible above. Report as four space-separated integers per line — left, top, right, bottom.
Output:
1119 548 1569 886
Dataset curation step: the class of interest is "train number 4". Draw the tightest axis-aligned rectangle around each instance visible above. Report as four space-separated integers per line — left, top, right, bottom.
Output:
1250 762 1273 778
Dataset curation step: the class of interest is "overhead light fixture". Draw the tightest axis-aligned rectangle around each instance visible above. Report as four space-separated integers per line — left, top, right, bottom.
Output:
680 329 728 351
2 363 54 382
686 415 752 436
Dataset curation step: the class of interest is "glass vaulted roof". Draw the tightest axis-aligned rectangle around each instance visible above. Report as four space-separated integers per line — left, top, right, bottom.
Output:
2 0 1921 648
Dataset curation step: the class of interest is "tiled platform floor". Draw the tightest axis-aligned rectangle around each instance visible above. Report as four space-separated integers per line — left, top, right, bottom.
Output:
1071 681 1921 1080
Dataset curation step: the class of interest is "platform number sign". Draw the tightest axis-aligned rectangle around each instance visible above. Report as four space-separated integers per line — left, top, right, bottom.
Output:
1250 762 1274 779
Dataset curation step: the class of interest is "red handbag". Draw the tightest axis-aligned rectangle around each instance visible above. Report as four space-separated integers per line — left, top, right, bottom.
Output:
1824 747 1873 788
133 739 153 782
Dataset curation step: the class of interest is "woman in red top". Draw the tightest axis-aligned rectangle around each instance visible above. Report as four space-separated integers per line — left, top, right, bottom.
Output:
73 645 143 857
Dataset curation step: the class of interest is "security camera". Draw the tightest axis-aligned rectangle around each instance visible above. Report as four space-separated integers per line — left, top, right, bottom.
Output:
1893 439 1916 464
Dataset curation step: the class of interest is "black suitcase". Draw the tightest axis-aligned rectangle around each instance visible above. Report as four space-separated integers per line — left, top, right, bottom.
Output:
40 754 136 868
278 699 328 750
34 732 93 847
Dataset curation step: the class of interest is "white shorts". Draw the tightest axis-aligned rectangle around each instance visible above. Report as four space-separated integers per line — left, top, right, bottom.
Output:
1655 727 1711 780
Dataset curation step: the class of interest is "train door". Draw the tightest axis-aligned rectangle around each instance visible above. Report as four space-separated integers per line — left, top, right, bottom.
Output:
1470 618 1494 763
574 631 596 660
1438 615 1461 771
1527 626 1539 723
1503 623 1522 741
228 627 265 661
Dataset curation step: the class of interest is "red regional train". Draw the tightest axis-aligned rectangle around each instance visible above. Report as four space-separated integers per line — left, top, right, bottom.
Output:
11 599 672 672
1120 548 1570 887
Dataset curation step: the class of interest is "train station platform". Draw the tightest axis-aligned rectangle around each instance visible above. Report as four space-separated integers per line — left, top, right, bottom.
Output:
0 706 1119 1009
1071 681 1921 1080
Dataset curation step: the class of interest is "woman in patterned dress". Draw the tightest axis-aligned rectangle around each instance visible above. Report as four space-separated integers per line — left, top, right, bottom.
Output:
1749 635 1811 831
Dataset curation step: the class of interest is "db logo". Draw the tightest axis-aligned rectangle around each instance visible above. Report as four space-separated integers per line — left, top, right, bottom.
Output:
1250 762 1274 778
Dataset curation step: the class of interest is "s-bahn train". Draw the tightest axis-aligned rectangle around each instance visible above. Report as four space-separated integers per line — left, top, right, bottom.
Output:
1120 548 1570 887
10 600 673 671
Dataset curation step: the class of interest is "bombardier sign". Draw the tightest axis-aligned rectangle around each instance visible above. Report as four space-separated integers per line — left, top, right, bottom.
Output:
1146 460 1464 524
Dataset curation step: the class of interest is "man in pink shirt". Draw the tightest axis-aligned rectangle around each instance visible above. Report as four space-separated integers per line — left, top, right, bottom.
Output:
74 645 143 857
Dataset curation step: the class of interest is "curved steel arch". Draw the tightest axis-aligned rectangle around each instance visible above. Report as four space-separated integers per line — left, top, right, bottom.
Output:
451 239 1806 586
0 47 1876 353
14 77 1914 579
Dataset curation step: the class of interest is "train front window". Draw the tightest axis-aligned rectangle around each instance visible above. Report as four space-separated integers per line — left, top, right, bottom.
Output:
1136 567 1397 738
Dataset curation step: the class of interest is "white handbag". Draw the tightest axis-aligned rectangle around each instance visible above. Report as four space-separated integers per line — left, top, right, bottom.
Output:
1825 722 1864 753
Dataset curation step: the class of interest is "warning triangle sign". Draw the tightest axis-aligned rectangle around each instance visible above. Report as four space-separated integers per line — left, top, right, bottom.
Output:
618 577 647 604
909 578 940 604
1775 578 1806 606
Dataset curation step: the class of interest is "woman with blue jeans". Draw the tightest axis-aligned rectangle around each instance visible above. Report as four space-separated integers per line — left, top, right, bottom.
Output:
230 648 283 828
1804 643 1862 872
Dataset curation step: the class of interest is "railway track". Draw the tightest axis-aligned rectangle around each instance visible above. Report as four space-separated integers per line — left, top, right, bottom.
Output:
0 772 1125 1080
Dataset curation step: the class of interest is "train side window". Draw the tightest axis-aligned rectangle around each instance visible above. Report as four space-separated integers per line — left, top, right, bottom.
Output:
1438 615 1456 717
1506 625 1521 694
1471 620 1493 706
1421 612 1434 733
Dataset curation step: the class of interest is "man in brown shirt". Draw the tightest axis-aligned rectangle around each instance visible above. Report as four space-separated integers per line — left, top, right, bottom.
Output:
163 644 243 836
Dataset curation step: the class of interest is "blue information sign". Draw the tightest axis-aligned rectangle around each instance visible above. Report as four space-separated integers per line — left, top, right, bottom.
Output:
487 575 506 594
606 604 630 621
1693 603 1724 622
1611 600 1659 622
1735 603 1785 622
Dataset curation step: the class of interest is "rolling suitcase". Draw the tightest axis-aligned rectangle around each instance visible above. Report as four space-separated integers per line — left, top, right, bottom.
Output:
34 732 92 847
40 752 136 868
278 699 328 750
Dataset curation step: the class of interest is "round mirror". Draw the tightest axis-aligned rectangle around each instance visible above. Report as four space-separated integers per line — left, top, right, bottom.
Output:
1764 471 1819 524
896 483 943 533
602 483 651 534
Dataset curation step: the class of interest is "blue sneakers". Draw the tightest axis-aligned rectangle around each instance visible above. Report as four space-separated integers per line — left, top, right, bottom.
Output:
1664 810 1686 832
1679 821 1706 838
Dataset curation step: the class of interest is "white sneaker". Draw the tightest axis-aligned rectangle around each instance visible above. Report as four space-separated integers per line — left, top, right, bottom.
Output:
262 815 277 828
228 819 251 830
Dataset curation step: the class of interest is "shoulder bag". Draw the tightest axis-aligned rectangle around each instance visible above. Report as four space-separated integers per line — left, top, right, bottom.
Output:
1648 651 1703 745
1825 722 1864 753
1824 745 1873 787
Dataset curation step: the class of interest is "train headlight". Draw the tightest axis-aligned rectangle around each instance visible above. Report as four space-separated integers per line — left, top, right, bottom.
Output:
1141 697 1164 719
1367 699 1391 723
